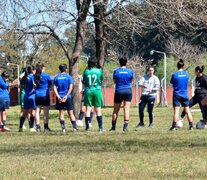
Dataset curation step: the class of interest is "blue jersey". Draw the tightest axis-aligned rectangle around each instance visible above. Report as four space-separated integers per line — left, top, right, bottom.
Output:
0 76 9 102
113 67 134 91
170 70 189 98
24 74 35 98
35 72 52 97
53 73 74 98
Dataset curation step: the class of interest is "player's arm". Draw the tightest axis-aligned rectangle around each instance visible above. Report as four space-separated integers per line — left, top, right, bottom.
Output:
152 77 160 91
138 76 147 88
62 77 73 102
53 78 62 102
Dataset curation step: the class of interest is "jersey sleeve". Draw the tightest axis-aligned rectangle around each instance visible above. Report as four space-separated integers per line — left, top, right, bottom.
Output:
0 78 8 89
113 70 116 80
68 76 74 85
138 76 145 86
154 76 160 89
53 76 58 87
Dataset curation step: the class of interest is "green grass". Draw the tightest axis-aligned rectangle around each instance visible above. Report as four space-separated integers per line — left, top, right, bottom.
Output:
1 105 207 180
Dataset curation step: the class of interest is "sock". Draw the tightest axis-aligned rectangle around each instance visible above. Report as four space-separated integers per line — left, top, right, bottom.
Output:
36 124 40 130
0 124 4 128
139 111 144 125
189 122 193 128
19 117 26 128
172 121 177 128
78 111 84 121
29 116 35 128
89 112 93 123
71 120 77 129
44 123 49 129
3 120 6 125
112 120 116 129
60 120 66 129
85 117 90 130
97 116 103 130
123 120 129 129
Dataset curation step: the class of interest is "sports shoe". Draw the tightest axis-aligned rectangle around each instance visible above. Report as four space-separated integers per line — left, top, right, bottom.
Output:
30 128 36 132
98 128 105 133
136 123 145 128
36 128 41 132
89 123 93 128
169 127 177 131
0 127 9 132
19 128 23 132
62 128 66 133
109 127 116 131
44 128 51 132
123 127 128 132
76 120 83 127
3 126 10 131
189 126 194 131
148 123 154 128
73 128 78 132
23 125 27 130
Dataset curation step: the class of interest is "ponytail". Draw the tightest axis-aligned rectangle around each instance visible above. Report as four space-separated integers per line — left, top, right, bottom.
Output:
177 59 184 69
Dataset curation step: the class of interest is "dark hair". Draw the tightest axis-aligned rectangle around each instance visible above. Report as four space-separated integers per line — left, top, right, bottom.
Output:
87 57 98 69
1 71 9 78
35 63 44 83
22 65 35 87
119 57 127 67
177 59 184 69
59 64 67 73
195 65 205 73
147 65 154 71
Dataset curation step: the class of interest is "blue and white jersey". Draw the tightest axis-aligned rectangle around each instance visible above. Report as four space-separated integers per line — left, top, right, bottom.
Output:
53 73 74 98
170 70 189 98
35 72 52 97
139 74 160 96
113 67 134 91
24 73 35 98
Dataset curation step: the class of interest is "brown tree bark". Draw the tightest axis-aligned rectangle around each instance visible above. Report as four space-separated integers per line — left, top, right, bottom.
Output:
70 0 91 117
93 0 108 68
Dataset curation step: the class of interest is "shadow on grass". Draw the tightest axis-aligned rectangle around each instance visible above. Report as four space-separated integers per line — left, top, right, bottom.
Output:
0 134 207 156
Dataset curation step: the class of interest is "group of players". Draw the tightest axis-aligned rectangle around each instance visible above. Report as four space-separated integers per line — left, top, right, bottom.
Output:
0 57 207 132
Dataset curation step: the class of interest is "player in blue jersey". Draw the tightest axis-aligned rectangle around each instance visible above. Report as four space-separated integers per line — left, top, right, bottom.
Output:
0 74 9 132
19 65 36 132
169 59 193 131
53 64 77 132
110 57 134 132
1 71 10 131
136 66 160 128
34 63 52 132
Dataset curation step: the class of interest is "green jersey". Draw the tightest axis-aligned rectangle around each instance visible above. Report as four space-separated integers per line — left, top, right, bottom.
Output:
83 67 104 92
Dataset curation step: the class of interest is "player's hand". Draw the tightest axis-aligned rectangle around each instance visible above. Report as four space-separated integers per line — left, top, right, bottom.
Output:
62 96 67 102
58 97 63 103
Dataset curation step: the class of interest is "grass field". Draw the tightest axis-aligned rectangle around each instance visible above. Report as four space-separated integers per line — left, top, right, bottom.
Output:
1 105 207 180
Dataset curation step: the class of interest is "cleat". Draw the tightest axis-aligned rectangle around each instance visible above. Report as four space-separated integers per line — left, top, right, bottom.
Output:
109 127 116 131
76 120 83 127
98 128 105 133
0 127 9 132
30 128 36 132
148 123 154 128
44 128 51 132
123 127 128 132
62 128 66 133
36 128 41 132
136 123 145 128
3 126 10 131
73 128 78 132
19 128 23 132
89 123 93 128
23 125 27 130
169 127 177 131
189 126 194 131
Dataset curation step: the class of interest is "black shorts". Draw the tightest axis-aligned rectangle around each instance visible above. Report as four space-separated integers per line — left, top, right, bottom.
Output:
0 97 5 111
56 97 73 111
35 96 50 106
173 94 189 107
114 88 132 104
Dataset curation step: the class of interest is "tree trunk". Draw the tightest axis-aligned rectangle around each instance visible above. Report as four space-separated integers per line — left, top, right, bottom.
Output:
94 0 108 67
70 0 91 117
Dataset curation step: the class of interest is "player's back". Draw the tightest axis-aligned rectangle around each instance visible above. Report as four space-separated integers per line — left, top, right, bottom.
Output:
83 67 103 92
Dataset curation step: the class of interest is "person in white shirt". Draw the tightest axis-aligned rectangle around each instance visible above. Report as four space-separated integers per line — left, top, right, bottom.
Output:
136 66 160 128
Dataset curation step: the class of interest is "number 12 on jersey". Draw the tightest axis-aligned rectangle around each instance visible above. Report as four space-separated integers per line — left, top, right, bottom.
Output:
87 74 97 86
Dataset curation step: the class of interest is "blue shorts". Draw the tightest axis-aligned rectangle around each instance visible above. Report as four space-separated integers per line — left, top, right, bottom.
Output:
36 96 50 106
114 88 132 103
0 97 5 111
4 101 10 109
24 96 36 110
56 97 73 111
173 95 189 107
